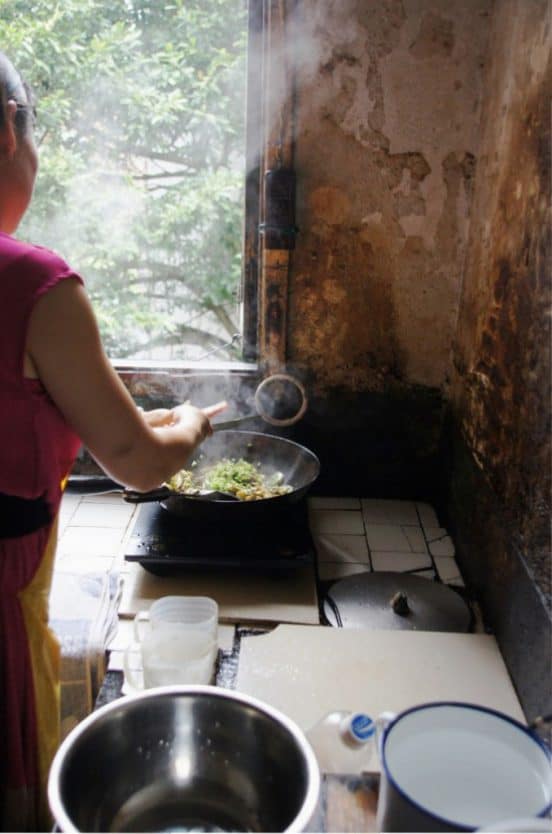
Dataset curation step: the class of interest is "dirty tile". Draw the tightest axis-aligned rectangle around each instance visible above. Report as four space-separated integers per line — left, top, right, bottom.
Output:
308 497 361 510
426 527 456 557
317 562 369 581
58 513 76 538
55 553 116 574
365 524 412 552
309 509 365 535
361 499 419 525
70 501 135 528
59 492 80 514
314 534 369 564
409 568 437 580
402 526 428 553
81 492 126 504
416 502 440 529
57 525 125 558
371 550 433 572
58 495 80 533
433 555 462 583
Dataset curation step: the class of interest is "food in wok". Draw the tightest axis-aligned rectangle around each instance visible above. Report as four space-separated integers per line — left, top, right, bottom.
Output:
168 457 292 502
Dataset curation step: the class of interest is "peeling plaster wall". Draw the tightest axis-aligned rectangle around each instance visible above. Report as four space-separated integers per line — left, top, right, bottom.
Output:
289 0 491 394
446 0 550 718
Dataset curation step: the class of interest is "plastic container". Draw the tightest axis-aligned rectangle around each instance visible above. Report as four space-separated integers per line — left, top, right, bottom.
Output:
306 710 375 774
124 596 218 689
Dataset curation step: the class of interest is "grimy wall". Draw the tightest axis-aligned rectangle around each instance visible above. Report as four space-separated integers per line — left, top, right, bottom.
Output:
290 0 490 392
288 0 492 497
447 0 551 719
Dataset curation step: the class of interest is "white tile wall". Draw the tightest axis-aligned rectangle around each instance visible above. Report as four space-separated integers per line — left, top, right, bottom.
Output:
361 498 420 525
416 502 440 529
370 550 433 572
314 534 370 564
425 528 456 557
309 497 465 589
308 497 362 511
365 523 413 552
56 492 137 573
308 508 365 536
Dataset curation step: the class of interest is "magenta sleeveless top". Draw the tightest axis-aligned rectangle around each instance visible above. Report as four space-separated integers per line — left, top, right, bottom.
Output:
0 231 83 507
0 231 84 829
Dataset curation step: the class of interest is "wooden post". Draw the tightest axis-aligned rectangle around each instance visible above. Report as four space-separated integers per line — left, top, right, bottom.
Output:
258 0 296 374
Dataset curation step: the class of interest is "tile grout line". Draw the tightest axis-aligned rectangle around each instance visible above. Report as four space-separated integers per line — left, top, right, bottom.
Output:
360 503 375 572
415 502 440 581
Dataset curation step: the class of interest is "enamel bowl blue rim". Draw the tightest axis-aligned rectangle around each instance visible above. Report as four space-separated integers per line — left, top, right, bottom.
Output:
380 700 552 831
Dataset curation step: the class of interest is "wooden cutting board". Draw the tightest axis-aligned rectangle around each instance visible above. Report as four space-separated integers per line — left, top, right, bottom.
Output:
235 625 525 771
118 563 320 625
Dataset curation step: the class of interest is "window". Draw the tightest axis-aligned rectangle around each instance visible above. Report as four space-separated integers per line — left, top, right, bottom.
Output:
3 0 260 365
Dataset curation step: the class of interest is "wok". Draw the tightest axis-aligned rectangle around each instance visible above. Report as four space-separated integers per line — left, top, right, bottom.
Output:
123 431 320 521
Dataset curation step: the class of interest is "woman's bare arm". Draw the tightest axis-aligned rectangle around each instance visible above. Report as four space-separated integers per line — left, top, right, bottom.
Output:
25 278 226 491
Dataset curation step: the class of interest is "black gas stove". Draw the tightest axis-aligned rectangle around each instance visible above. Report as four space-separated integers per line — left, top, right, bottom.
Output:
124 499 315 574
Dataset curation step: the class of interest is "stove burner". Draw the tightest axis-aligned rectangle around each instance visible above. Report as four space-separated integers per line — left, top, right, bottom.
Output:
124 500 315 574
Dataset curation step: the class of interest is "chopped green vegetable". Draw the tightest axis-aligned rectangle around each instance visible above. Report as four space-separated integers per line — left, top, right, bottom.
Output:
168 457 292 501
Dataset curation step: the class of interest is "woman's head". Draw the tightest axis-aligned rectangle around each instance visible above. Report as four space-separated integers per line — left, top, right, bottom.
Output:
0 52 35 132
0 52 38 233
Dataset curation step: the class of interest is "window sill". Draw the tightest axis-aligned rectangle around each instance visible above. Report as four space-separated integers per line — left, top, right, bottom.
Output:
112 358 258 375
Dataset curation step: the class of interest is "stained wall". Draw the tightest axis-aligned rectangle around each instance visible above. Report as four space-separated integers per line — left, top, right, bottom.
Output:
289 0 491 394
446 0 551 717
286 0 492 496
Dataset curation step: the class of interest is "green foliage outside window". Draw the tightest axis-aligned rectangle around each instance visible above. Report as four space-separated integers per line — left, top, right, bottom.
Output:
1 0 247 359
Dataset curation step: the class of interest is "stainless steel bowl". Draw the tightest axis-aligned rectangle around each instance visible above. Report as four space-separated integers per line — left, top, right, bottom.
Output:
48 685 320 833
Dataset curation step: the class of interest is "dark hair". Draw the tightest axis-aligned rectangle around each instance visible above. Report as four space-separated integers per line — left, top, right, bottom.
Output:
0 51 34 133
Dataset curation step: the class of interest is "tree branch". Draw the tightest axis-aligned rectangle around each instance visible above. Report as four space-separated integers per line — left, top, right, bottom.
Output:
116 322 238 359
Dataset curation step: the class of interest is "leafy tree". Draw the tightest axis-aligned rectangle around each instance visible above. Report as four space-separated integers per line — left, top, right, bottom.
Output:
1 0 247 358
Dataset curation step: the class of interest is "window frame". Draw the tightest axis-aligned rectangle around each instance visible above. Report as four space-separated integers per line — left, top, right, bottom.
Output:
112 0 294 396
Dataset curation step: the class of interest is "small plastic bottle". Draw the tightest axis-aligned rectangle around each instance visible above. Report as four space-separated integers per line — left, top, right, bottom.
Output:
306 710 375 774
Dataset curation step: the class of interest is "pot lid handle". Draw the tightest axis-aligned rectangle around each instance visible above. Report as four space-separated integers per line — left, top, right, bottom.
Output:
390 590 411 617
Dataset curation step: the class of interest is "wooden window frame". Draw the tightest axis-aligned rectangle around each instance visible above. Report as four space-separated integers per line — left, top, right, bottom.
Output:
113 0 295 404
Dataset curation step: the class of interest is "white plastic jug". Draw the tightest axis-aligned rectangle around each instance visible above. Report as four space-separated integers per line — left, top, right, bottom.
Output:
124 596 218 689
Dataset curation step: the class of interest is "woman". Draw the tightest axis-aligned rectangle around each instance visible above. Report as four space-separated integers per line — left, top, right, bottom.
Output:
0 52 225 831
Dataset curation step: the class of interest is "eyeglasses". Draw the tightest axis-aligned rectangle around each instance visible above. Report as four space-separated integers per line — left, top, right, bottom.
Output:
13 101 37 126
8 98 36 127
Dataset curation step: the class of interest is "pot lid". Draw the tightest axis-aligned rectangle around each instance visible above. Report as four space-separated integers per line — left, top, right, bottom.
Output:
323 571 472 632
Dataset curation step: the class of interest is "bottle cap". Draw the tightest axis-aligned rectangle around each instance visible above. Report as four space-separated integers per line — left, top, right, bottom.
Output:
340 712 375 746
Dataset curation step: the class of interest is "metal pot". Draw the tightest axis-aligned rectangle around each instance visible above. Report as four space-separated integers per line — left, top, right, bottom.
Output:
123 430 320 521
48 685 320 833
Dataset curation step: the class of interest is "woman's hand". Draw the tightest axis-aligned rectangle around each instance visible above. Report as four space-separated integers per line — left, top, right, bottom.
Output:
141 408 173 427
165 401 228 439
143 401 227 433
200 401 228 431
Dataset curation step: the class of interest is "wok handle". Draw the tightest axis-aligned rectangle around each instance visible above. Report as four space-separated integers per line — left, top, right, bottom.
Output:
212 413 257 431
66 475 123 495
123 486 173 503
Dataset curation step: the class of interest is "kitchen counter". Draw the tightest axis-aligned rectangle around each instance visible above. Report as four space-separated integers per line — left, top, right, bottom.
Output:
95 627 381 833
55 490 526 833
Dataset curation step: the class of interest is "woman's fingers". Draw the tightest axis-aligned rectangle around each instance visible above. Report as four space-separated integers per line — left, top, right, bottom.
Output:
202 401 228 419
141 408 174 427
